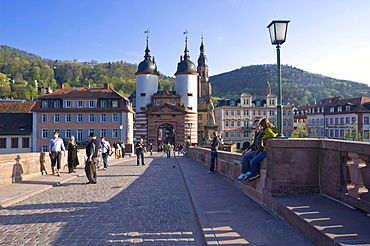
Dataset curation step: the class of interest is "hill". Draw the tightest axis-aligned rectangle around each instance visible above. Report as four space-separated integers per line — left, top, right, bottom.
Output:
0 45 175 100
210 64 370 107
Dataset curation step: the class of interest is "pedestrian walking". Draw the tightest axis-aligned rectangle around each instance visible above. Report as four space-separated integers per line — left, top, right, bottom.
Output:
48 131 66 176
148 142 153 155
85 132 99 184
67 135 79 173
99 137 111 170
120 141 126 158
165 142 173 158
135 138 145 165
113 141 121 159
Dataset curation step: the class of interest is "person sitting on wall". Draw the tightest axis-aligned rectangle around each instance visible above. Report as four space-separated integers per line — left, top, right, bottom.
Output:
243 118 278 183
237 120 264 180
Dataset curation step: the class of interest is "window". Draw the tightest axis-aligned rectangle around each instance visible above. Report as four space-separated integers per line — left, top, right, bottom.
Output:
340 118 344 125
244 110 248 116
66 129 72 138
231 110 234 116
40 146 48 152
330 118 334 125
11 138 19 148
41 100 49 108
0 138 6 148
64 100 72 108
53 114 60 123
243 99 249 105
22 138 30 148
231 121 235 127
346 105 351 111
77 114 84 123
337 106 342 112
100 114 107 122
237 121 241 127
100 129 107 138
346 117 350 124
171 100 176 106
112 129 119 138
100 100 108 108
252 110 255 116
198 114 202 120
112 114 119 122
225 132 229 138
40 114 48 123
225 121 229 127
258 110 261 116
352 117 356 123
330 107 334 112
65 114 72 123
89 114 96 123
269 99 275 106
140 93 146 97
112 100 119 108
53 100 61 108
77 101 84 108
335 118 339 125
77 129 83 142
364 130 369 139
41 129 48 139
187 93 193 97
236 110 240 116
364 117 369 124
230 131 235 138
89 101 95 108
230 100 235 106
237 131 241 138
156 100 160 106
225 110 229 116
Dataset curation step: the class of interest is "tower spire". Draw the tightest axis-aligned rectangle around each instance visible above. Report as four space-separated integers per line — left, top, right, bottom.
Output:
183 30 190 60
144 29 151 60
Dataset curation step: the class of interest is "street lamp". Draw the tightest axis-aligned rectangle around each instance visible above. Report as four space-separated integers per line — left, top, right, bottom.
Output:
119 125 123 142
267 20 290 137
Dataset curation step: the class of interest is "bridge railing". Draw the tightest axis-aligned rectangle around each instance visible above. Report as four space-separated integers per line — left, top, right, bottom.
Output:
187 138 370 214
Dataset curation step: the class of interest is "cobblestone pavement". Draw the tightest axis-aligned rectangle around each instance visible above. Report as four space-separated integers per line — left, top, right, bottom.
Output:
0 153 204 245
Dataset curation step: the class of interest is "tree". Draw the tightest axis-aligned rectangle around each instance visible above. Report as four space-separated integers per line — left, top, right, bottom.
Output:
292 126 308 138
0 73 11 97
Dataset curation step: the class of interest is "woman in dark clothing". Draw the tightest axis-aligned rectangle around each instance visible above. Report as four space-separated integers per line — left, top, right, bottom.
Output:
208 131 221 174
67 136 79 173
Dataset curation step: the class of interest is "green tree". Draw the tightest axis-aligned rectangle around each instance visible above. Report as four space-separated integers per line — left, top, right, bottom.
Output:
292 126 308 138
0 73 11 97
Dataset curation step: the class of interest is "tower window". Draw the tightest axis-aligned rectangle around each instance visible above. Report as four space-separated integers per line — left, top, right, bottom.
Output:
140 107 146 111
187 107 193 110
187 93 193 97
140 93 146 97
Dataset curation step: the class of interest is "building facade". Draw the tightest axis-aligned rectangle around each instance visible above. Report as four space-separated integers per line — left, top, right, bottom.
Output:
133 37 200 149
215 90 295 150
31 84 134 152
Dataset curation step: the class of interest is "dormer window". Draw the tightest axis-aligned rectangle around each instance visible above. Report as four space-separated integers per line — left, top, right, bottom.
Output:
19 123 27 131
89 100 95 108
64 100 72 108
269 99 275 106
77 100 84 108
0 123 4 130
330 107 334 112
100 100 107 108
53 100 61 108
243 99 249 105
337 106 342 112
42 100 49 108
230 100 235 106
346 105 351 111
112 100 119 108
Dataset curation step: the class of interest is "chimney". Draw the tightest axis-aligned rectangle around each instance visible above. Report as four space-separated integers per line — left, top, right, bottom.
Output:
104 83 109 89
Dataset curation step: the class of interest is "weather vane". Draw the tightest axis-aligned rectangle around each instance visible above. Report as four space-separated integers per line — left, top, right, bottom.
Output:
145 29 150 41
183 30 188 42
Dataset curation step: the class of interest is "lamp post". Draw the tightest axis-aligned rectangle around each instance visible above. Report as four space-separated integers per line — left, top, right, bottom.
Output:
119 125 123 142
267 20 290 138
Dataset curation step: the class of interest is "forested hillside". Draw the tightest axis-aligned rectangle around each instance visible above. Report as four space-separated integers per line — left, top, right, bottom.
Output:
1 45 370 107
0 45 174 100
210 64 370 107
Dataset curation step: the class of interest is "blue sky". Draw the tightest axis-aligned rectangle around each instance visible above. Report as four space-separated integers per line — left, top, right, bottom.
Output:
1 0 370 86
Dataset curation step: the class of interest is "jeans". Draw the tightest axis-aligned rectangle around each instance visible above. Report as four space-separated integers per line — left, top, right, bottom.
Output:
166 150 171 158
241 151 256 174
101 152 108 169
209 151 217 172
248 151 267 176
137 150 145 165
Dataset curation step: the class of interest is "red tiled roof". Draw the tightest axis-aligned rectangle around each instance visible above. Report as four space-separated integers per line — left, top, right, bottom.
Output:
0 102 35 113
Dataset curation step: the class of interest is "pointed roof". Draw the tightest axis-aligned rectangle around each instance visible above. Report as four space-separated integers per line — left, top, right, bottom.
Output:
135 37 159 76
197 37 208 67
175 35 197 76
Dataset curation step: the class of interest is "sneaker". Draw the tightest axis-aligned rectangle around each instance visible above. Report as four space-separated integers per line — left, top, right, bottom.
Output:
243 172 251 180
250 173 260 181
237 174 246 180
207 171 213 174
103 168 106 171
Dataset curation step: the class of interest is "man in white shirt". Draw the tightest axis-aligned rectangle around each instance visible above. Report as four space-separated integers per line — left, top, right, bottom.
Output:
48 131 66 176
99 137 111 170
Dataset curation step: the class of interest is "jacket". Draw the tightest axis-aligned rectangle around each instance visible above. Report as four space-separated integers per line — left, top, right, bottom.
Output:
262 127 278 151
210 136 221 151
